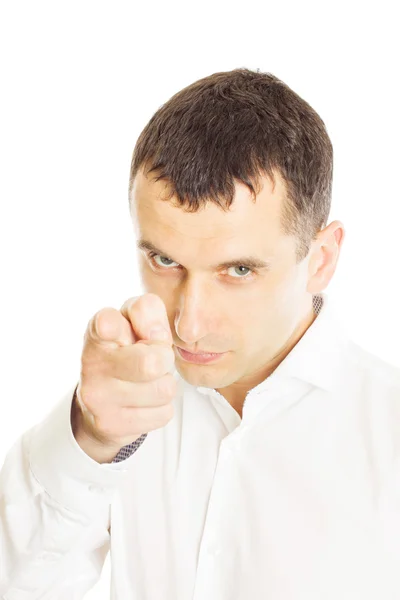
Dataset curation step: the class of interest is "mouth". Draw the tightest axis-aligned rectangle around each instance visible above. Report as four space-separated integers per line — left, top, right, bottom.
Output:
175 346 227 364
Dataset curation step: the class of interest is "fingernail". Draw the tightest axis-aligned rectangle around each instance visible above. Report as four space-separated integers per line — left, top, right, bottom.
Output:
149 328 169 341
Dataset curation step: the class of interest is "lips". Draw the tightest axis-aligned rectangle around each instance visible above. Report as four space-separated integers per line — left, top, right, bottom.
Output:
178 347 221 356
176 346 226 364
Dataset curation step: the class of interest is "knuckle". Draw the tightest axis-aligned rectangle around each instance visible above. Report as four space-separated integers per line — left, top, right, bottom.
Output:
80 350 99 374
120 296 137 313
142 351 160 379
142 292 163 311
157 375 177 399
121 296 143 329
161 402 175 421
162 346 175 370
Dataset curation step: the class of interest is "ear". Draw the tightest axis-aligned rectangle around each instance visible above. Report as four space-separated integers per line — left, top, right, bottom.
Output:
306 220 345 294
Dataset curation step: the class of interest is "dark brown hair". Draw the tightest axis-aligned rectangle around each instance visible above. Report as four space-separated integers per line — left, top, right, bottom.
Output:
129 68 333 262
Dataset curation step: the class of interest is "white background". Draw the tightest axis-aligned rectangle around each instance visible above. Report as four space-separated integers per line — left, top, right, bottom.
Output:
0 0 399 596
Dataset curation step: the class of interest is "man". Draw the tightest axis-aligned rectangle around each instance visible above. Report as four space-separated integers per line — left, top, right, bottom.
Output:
1 68 399 599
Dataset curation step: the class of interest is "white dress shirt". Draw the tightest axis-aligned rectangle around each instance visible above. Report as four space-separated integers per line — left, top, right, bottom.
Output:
1 292 400 599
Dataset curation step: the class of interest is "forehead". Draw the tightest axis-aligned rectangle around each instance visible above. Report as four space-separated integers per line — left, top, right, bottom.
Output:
130 171 287 255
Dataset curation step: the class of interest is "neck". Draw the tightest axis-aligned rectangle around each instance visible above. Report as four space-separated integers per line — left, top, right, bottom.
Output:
216 302 318 418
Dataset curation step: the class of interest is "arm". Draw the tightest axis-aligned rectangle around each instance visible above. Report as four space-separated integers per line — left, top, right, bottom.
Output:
0 384 136 598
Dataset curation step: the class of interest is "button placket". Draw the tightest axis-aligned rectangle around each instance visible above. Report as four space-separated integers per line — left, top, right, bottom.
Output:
192 434 238 599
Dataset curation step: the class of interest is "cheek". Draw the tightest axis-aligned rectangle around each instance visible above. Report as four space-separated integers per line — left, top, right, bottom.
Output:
240 284 299 347
267 266 305 313
139 275 176 325
139 262 164 292
139 267 176 321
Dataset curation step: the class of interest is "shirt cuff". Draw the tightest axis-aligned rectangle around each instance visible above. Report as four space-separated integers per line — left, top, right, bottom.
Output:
27 384 131 515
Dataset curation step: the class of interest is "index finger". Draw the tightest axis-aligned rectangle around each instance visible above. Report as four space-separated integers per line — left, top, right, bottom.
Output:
85 306 137 350
120 293 173 343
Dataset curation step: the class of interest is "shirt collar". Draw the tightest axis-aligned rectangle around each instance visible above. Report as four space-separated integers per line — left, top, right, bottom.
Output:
252 292 350 396
195 292 351 400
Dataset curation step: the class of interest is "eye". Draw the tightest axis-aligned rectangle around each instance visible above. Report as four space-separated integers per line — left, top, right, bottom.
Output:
227 266 252 278
147 252 255 280
149 253 179 269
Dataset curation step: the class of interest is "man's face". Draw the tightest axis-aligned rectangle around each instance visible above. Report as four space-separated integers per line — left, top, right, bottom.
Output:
130 167 336 403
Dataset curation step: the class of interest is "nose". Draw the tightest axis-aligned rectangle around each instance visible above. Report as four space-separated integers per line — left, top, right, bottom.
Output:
174 279 212 346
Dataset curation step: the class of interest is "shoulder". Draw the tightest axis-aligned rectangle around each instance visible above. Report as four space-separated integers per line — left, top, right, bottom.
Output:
345 339 400 394
343 341 400 469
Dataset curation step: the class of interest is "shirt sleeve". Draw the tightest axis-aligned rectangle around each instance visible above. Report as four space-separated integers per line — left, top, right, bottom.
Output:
0 383 140 598
111 432 148 462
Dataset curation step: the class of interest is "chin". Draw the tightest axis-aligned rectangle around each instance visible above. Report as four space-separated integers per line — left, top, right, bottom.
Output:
174 362 232 389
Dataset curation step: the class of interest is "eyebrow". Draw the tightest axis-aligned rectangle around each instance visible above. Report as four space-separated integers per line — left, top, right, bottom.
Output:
136 239 272 271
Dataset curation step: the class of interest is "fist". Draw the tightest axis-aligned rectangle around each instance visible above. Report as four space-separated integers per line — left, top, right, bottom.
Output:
75 293 176 451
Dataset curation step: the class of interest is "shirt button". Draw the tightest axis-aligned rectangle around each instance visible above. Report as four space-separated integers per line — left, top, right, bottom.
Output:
88 483 105 493
36 550 61 562
207 543 222 557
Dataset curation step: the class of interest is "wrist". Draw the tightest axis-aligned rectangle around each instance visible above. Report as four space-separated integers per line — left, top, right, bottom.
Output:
71 389 120 464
